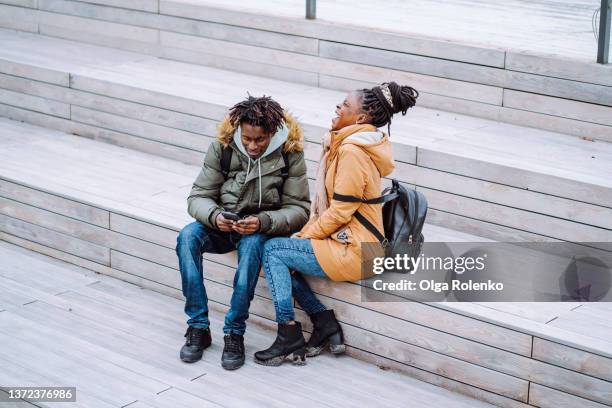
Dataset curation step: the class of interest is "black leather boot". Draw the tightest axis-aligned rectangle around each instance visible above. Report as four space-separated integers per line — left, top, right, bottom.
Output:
221 333 245 370
180 326 211 363
254 322 306 366
305 309 345 357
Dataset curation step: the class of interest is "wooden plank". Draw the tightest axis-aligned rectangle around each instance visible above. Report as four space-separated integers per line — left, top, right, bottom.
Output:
160 45 320 87
69 120 204 166
506 52 612 88
504 90 612 127
528 383 610 408
71 105 211 152
0 5 38 32
0 88 70 117
0 213 110 265
77 0 158 12
38 11 159 54
425 208 547 243
549 313 612 344
110 213 178 248
417 148 612 209
500 105 612 144
0 0 37 7
319 40 507 87
69 74 228 120
0 59 69 87
533 338 612 382
158 14 318 55
505 70 612 107
0 178 110 228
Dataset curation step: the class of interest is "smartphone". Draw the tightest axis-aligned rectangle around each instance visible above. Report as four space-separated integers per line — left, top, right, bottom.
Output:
221 211 241 221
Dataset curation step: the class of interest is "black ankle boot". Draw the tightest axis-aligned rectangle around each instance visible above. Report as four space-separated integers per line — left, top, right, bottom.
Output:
254 322 306 366
305 309 345 357
221 333 245 370
180 326 211 363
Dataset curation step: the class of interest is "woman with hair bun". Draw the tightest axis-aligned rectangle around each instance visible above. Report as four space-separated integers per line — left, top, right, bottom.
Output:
254 82 419 366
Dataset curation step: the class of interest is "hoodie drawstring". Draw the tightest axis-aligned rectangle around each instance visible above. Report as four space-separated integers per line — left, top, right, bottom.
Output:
257 159 262 209
245 157 263 209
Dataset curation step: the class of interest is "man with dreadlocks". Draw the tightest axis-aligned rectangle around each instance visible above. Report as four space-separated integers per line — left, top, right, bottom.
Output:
176 95 310 370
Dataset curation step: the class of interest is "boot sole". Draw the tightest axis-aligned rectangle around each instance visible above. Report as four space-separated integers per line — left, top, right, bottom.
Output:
254 349 306 366
306 331 346 357
306 342 346 357
180 352 203 363
221 358 245 370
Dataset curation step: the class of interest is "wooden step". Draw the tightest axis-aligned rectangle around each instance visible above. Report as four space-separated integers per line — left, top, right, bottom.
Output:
0 30 611 245
0 119 610 407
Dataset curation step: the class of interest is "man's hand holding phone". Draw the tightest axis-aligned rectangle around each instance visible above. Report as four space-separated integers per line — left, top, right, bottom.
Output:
215 212 236 232
232 216 260 235
216 212 260 235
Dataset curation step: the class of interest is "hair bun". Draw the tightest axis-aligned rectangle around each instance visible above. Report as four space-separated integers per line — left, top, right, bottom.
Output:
386 82 419 115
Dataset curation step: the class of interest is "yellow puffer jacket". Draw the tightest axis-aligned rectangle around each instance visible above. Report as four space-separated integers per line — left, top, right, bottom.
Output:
298 124 395 281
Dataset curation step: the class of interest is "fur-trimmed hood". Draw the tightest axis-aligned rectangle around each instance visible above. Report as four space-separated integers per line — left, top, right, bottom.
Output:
216 111 304 153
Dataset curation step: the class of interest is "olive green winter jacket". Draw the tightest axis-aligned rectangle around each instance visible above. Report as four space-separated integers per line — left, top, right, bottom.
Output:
187 112 310 235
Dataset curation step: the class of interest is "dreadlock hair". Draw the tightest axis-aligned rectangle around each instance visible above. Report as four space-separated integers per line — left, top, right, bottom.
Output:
228 94 285 136
358 82 419 136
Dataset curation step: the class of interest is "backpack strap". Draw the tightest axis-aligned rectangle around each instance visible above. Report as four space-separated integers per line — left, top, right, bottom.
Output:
220 145 233 180
332 191 398 205
280 150 290 180
277 150 290 196
354 211 388 247
332 191 397 248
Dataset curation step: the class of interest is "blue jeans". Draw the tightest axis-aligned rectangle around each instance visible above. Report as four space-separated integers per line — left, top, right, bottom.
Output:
176 221 268 335
263 237 328 323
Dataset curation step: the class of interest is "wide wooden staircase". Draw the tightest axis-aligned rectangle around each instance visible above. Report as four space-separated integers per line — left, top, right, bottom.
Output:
0 1 611 407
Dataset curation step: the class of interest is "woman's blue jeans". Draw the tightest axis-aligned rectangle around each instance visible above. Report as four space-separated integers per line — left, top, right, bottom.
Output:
176 221 267 335
263 237 329 323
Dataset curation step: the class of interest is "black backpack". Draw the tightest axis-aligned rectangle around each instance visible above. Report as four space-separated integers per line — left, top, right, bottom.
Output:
334 179 428 257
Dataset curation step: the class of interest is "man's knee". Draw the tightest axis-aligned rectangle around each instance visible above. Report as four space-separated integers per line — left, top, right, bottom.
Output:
176 221 207 252
238 233 268 254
